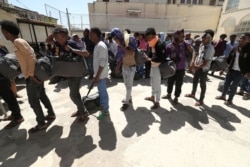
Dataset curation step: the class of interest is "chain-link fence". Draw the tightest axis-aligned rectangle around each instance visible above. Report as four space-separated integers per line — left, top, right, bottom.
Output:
45 4 90 31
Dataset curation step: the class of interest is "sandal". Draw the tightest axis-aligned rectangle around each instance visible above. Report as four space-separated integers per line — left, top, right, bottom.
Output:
145 96 155 102
195 101 203 106
215 96 226 101
45 115 56 120
185 94 195 98
3 115 14 121
28 124 47 133
151 102 160 109
71 111 81 117
78 112 89 122
4 117 24 129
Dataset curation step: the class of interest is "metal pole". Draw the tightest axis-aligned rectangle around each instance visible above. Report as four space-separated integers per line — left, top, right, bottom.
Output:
45 4 48 16
66 8 71 35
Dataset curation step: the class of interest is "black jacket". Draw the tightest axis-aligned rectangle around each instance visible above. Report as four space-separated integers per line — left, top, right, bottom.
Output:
238 43 250 75
150 39 166 63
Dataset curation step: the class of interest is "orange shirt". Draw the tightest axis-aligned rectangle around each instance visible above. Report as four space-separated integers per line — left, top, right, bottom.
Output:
14 38 36 79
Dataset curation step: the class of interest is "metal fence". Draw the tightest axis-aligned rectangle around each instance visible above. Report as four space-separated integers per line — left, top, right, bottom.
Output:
45 4 90 31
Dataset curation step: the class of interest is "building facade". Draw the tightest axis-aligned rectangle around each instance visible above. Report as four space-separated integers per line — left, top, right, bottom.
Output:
216 0 250 39
89 0 222 33
0 1 57 52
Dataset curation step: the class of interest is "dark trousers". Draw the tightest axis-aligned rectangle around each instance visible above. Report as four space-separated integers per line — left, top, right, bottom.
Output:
167 69 185 98
26 79 54 125
191 69 208 102
145 61 151 77
222 69 242 102
68 77 86 113
0 78 22 120
85 56 94 76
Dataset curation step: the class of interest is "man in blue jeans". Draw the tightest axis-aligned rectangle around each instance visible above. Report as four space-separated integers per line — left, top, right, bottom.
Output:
1 20 55 133
89 27 109 120
215 33 250 105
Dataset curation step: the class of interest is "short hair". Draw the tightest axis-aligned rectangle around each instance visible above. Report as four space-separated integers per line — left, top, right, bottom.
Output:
0 20 20 36
53 27 68 35
220 34 227 38
90 27 102 38
204 29 214 38
202 33 212 41
124 28 131 34
145 27 156 36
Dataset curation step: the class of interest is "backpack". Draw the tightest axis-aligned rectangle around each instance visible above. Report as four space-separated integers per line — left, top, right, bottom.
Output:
134 48 146 66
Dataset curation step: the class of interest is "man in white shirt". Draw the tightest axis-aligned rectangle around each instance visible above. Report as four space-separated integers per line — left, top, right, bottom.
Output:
89 27 109 120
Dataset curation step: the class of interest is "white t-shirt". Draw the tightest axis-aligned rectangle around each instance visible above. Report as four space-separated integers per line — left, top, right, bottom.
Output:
232 50 240 71
93 41 109 79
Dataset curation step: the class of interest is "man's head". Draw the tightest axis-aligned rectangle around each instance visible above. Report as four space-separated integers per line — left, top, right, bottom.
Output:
72 34 80 42
145 27 156 42
0 20 20 41
220 34 227 40
53 27 69 46
83 28 90 37
202 33 212 45
239 32 250 47
173 29 185 44
89 27 102 44
204 29 214 39
185 32 191 40
229 34 237 42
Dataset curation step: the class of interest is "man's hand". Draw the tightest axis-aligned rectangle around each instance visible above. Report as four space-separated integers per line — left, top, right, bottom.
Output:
30 76 42 84
93 77 99 84
244 73 250 79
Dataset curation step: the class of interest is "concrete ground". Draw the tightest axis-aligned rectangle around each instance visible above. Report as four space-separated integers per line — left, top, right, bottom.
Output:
0 72 250 167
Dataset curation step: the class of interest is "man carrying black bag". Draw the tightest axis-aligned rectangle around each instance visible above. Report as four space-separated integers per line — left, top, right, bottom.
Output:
0 44 24 129
46 27 90 121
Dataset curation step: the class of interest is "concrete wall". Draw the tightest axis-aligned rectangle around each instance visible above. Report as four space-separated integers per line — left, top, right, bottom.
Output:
89 2 222 33
0 9 17 52
215 0 250 39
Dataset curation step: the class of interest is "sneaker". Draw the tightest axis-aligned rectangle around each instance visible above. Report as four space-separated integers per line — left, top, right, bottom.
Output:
4 117 24 129
97 111 109 120
120 104 129 111
28 124 47 133
162 94 171 99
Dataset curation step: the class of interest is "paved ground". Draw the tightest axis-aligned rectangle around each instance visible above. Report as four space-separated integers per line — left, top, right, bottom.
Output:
0 72 250 167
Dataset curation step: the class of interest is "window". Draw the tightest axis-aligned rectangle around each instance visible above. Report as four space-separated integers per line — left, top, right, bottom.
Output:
168 0 171 4
173 0 176 4
127 10 141 17
193 0 197 4
187 0 191 4
181 0 185 4
103 0 109 2
198 0 203 4
226 0 239 11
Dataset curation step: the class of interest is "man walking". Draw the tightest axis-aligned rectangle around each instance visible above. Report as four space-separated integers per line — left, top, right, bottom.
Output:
1 20 55 133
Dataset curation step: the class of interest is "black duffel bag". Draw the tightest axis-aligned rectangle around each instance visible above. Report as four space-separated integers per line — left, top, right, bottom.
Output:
210 56 228 72
0 53 21 79
159 58 176 79
34 55 53 81
52 53 88 78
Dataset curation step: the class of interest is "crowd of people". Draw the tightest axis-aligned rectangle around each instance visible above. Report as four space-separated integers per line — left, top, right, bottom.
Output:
0 19 250 133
